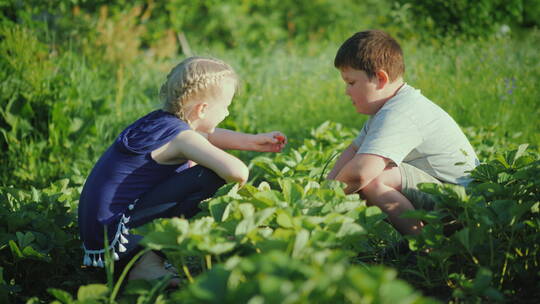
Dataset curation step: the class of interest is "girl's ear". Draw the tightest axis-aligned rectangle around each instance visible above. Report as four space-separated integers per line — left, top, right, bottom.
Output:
375 70 390 89
193 102 209 119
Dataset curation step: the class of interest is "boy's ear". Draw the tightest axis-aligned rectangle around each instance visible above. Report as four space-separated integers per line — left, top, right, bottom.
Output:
375 70 390 89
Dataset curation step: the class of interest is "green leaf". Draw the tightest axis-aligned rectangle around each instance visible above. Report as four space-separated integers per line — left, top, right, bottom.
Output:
8 240 23 259
455 228 471 251
77 284 108 300
214 183 240 198
208 197 230 222
188 266 230 301
238 203 255 219
201 242 236 255
16 231 35 248
472 267 492 292
364 206 387 225
253 191 279 207
237 184 259 198
140 230 179 251
258 181 271 191
278 178 304 203
22 245 51 262
276 210 294 228
509 201 535 226
235 217 255 237
292 229 310 258
254 208 276 226
47 288 74 303
251 157 282 176
123 279 153 295
511 144 529 166
336 222 365 238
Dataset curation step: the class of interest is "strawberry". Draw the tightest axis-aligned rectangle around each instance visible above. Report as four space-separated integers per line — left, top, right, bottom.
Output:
275 135 286 143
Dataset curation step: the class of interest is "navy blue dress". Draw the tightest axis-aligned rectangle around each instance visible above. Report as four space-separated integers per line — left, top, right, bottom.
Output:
78 110 192 266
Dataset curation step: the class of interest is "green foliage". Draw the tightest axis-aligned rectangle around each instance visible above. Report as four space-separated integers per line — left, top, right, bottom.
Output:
1 1 539 302
523 1 540 27
403 145 540 302
0 179 83 302
395 0 525 38
136 172 396 277
1 120 539 302
155 0 385 48
0 23 160 187
174 251 435 304
249 121 357 185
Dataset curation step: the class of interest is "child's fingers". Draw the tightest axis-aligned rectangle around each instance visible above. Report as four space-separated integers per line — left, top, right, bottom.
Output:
273 133 287 144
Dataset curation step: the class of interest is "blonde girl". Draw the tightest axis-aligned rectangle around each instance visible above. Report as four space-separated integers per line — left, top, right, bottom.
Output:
78 57 286 285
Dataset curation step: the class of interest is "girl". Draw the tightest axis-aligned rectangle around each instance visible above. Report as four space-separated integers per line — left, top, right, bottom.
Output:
78 57 287 285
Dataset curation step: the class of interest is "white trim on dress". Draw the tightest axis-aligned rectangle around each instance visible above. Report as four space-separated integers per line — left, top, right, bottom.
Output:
82 201 136 267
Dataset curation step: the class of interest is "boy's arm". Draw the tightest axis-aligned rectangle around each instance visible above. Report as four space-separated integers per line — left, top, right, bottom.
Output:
334 153 390 194
327 143 358 180
206 128 286 152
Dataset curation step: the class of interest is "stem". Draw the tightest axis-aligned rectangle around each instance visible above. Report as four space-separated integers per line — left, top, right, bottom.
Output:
205 254 212 270
200 256 206 271
489 232 494 267
183 265 194 283
181 256 194 283
499 230 515 288
103 227 114 292
318 151 339 183
110 249 149 302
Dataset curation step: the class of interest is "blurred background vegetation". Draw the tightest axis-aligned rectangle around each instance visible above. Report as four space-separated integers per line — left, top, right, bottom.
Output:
0 0 539 187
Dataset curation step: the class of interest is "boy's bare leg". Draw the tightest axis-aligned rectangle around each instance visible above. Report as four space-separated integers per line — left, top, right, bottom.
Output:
360 166 423 235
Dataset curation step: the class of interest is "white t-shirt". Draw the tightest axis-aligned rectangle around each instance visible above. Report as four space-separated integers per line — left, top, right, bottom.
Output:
353 84 479 185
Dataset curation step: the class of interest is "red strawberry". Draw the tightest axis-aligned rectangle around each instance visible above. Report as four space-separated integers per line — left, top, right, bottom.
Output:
275 135 286 143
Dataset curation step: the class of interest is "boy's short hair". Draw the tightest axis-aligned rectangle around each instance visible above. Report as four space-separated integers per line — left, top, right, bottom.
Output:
334 30 404 81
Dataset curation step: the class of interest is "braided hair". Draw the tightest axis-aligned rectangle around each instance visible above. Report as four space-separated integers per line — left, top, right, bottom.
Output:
160 57 238 123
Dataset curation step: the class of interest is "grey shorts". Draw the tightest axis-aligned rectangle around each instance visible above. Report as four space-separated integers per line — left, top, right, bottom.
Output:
399 162 443 210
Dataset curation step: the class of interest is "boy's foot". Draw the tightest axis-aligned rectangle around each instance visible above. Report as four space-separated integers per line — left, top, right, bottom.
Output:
128 251 181 287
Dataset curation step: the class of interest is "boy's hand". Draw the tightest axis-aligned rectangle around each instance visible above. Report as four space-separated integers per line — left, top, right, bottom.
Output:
253 131 287 152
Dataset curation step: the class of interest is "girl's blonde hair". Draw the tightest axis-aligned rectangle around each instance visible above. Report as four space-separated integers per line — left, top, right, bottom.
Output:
160 56 238 122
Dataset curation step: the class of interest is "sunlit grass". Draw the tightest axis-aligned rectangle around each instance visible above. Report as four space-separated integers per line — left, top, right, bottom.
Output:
94 32 539 152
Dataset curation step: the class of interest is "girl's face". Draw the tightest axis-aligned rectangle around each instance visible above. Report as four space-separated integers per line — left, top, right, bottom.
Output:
195 78 236 133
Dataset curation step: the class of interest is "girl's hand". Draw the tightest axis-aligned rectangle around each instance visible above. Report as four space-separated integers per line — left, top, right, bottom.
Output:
253 131 287 152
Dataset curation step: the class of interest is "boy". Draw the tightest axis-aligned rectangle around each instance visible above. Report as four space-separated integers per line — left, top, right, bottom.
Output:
327 30 479 235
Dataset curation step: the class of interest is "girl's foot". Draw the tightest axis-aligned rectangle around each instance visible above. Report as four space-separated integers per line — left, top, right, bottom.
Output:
128 251 181 287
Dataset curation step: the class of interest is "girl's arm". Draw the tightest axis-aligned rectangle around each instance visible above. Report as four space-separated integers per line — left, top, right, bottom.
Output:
160 130 250 185
207 128 286 152
327 143 358 180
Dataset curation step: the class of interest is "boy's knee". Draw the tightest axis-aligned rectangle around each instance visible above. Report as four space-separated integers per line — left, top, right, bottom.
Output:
361 170 402 200
360 176 385 198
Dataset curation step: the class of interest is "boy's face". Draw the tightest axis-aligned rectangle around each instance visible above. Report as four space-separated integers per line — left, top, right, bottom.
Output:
339 67 381 115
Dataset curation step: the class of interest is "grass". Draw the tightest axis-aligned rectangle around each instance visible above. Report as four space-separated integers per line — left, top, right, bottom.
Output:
55 31 540 156
2 25 538 189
